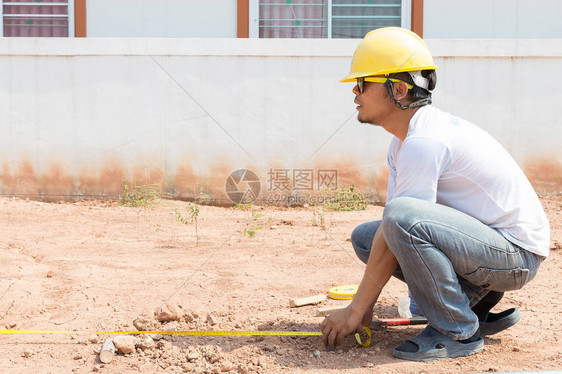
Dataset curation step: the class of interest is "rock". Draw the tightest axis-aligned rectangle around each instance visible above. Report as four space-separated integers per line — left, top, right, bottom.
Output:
208 352 221 364
113 335 137 354
156 303 183 322
184 311 195 323
220 361 233 372
22 349 34 358
133 315 154 331
156 340 172 351
186 350 199 362
162 321 180 331
150 334 163 341
47 270 54 278
88 335 98 344
553 241 561 250
135 335 155 350
206 314 218 326
313 350 321 358
73 354 82 360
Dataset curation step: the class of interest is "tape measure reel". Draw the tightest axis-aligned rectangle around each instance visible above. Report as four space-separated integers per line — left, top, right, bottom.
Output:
328 285 358 300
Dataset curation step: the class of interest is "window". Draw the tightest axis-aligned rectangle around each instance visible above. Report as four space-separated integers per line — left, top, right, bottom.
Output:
1 0 74 37
255 0 409 38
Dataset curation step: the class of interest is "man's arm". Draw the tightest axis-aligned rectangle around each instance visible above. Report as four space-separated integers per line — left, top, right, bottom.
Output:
321 225 398 350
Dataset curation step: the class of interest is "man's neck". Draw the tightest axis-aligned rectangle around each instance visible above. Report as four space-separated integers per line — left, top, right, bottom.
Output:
382 107 420 141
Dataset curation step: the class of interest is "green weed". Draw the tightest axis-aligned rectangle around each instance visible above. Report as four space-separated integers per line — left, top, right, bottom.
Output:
323 184 370 211
234 203 253 211
118 181 160 208
311 208 326 230
174 203 201 245
196 186 211 205
243 209 263 238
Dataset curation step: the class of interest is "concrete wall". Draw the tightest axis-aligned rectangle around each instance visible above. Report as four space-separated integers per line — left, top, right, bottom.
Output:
86 0 238 38
424 0 562 39
0 38 560 204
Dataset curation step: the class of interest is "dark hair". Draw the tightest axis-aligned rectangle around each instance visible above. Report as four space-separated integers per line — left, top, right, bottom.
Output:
388 70 437 101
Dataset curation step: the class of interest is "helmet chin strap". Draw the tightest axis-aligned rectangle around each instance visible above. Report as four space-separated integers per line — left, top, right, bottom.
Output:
383 78 432 110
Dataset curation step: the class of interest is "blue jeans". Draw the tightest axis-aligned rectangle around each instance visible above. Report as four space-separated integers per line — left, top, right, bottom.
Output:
351 197 544 340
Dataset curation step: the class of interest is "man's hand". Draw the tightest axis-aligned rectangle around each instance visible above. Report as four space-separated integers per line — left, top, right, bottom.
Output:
321 305 363 350
321 221 398 350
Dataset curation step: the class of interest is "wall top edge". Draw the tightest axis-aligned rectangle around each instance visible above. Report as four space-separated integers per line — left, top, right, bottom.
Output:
0 38 561 57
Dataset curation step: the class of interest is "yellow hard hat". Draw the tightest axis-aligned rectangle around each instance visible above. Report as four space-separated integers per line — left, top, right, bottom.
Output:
340 27 438 83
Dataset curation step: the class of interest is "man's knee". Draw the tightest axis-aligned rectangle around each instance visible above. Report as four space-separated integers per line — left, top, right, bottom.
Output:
381 197 433 254
350 221 379 264
382 197 420 233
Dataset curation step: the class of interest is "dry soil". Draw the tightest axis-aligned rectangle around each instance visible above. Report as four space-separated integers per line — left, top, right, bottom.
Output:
0 196 561 373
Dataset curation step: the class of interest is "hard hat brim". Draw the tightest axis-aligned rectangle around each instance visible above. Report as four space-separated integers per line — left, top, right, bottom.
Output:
340 65 438 83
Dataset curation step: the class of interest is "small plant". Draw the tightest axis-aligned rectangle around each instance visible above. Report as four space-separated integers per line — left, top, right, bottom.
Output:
174 203 200 245
323 184 370 211
243 210 263 237
197 186 211 205
311 208 326 230
118 181 160 207
234 203 253 211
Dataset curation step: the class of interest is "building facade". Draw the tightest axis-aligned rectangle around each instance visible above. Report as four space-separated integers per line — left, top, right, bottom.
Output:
2 0 560 39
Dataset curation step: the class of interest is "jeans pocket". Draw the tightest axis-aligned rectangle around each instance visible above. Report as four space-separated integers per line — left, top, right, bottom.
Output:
465 267 530 291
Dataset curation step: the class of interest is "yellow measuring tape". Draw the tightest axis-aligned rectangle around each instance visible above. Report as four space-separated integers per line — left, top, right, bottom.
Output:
0 329 321 336
0 327 372 346
355 326 372 347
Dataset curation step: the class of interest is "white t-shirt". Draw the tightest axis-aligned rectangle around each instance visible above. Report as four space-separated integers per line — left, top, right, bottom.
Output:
387 105 550 257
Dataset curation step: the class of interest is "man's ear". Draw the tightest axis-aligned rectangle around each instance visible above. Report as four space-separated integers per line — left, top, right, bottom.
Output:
393 82 410 101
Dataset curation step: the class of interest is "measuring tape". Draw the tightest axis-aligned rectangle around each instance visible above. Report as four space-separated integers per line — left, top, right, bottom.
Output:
0 327 372 347
0 329 320 336
328 285 359 300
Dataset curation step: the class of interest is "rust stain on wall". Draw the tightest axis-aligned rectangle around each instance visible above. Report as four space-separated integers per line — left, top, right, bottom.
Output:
310 159 390 203
5 156 557 204
0 157 391 204
1 160 39 196
80 161 126 198
172 164 197 199
40 163 74 198
374 166 389 202
132 166 166 191
524 158 562 194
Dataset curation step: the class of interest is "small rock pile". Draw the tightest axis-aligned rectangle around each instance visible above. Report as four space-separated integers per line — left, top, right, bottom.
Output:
107 303 276 373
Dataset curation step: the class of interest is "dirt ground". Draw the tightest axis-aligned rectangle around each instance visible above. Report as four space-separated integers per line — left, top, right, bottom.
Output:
0 195 561 374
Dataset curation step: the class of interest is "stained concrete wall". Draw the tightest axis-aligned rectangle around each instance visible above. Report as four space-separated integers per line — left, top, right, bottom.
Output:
0 38 560 204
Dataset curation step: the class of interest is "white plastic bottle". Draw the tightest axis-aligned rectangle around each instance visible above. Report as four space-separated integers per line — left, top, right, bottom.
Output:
398 296 413 318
